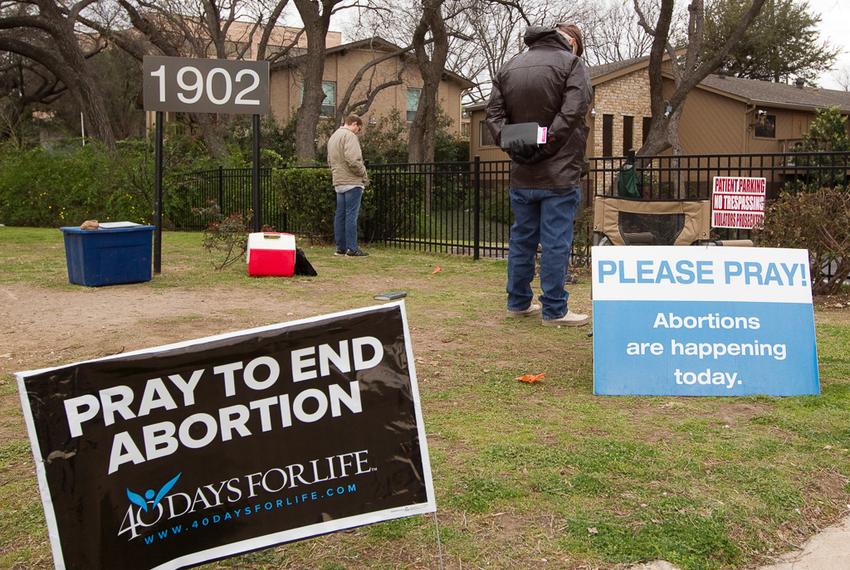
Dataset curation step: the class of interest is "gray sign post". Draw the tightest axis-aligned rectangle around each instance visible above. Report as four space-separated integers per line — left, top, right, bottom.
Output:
143 56 270 273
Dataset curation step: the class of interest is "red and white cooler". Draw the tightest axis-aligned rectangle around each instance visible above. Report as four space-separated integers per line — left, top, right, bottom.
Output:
247 232 296 277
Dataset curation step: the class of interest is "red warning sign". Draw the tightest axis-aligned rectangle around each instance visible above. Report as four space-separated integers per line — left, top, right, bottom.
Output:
711 176 766 229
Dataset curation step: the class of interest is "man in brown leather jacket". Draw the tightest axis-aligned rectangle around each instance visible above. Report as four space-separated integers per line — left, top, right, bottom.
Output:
486 23 592 326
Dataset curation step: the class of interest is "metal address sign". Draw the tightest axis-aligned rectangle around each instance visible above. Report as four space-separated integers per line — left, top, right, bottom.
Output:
143 56 269 115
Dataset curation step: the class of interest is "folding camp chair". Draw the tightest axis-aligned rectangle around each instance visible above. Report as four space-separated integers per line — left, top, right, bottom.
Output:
592 196 752 247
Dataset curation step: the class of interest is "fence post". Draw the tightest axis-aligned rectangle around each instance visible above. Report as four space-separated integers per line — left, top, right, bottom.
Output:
218 166 224 211
473 155 481 261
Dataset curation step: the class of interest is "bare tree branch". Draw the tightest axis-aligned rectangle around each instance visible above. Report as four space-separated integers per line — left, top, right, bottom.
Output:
335 41 414 126
638 0 767 155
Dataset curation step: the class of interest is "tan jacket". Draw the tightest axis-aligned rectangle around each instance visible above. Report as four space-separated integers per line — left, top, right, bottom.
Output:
327 127 369 187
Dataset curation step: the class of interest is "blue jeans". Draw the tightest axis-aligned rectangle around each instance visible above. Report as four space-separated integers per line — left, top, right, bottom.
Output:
507 187 580 320
334 187 363 252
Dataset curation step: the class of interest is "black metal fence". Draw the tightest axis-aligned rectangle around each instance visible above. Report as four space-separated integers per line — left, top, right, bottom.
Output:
170 167 276 230
168 151 850 263
589 151 850 200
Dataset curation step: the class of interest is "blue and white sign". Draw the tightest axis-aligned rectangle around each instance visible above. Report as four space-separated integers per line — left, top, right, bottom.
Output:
592 246 819 396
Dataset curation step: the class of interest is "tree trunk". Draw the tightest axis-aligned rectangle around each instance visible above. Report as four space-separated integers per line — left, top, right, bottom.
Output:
76 77 116 148
194 113 228 159
408 0 448 164
40 0 117 148
635 0 766 156
408 74 440 163
293 0 330 164
668 107 684 155
637 118 672 156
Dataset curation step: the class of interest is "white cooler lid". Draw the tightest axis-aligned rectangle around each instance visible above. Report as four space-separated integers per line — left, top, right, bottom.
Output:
246 233 296 262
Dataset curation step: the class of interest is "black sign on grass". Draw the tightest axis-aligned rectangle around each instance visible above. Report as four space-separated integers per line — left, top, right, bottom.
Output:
16 303 435 570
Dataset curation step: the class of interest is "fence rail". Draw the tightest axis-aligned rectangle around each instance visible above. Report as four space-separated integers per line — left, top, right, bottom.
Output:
168 151 850 263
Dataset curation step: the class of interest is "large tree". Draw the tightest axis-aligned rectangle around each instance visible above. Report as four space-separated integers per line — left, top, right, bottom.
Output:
0 0 117 147
356 0 455 162
292 0 339 163
0 47 65 143
832 67 850 92
583 0 655 66
635 0 768 156
333 41 412 128
449 0 590 103
704 0 838 84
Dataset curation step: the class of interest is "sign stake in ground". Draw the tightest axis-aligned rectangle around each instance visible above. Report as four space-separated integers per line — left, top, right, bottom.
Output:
143 56 270 273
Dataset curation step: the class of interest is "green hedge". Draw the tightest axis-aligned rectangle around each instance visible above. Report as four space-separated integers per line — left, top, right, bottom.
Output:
272 167 335 240
272 167 422 243
0 144 150 227
0 137 225 229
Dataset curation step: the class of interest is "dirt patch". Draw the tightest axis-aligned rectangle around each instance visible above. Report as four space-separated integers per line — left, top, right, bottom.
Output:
1 283 321 370
813 290 850 309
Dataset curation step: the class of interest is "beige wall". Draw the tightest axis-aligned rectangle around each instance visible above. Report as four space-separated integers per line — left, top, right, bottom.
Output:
468 109 509 161
591 69 653 157
673 83 749 154
746 107 815 153
669 79 826 154
270 48 466 136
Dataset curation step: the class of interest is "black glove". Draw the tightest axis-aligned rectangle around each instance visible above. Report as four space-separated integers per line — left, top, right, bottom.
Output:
508 139 537 164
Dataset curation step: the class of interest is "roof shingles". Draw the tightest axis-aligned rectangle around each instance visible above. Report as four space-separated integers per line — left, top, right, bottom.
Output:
700 74 850 113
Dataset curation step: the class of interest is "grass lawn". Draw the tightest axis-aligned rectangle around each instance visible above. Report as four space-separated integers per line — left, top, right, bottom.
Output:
1 226 849 569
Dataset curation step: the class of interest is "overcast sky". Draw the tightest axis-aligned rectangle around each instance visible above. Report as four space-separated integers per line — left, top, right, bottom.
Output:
805 0 849 89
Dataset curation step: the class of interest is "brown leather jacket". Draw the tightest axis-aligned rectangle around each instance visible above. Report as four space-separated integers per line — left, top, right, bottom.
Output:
485 27 592 192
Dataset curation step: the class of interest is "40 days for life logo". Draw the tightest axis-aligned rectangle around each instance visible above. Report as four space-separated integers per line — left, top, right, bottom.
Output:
126 473 182 515
118 449 373 542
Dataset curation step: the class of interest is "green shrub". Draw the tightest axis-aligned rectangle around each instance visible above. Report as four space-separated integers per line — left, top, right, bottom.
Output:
354 110 409 165
271 166 424 244
272 167 335 241
0 132 228 229
193 203 253 269
754 186 850 295
481 185 512 225
0 143 148 226
361 168 423 242
785 107 850 191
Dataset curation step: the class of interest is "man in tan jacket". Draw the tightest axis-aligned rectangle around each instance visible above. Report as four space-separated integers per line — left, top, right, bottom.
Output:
327 114 369 257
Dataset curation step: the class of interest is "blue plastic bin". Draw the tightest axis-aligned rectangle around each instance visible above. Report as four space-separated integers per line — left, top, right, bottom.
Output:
60 225 155 286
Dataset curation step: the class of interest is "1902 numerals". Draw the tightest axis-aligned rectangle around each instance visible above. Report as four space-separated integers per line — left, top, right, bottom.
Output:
149 64 261 107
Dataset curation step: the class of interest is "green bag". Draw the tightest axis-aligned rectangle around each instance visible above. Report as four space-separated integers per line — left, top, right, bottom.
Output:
617 163 640 198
